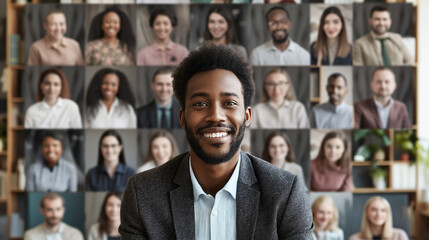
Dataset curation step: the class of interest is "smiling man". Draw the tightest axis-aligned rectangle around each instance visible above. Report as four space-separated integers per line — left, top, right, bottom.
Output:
27 9 83 66
120 44 313 239
310 73 353 128
137 68 181 128
353 5 414 66
250 6 310 66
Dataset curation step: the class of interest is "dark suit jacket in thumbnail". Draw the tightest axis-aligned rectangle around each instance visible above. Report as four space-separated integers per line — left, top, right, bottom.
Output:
137 99 181 128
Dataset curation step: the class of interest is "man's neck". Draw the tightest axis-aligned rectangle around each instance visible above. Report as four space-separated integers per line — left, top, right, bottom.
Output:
44 222 61 233
374 95 392 107
45 35 63 47
273 38 290 52
190 150 240 197
156 98 172 108
372 30 388 39
329 100 342 107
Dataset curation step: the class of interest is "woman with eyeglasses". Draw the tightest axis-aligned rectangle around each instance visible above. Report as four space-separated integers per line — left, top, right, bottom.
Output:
251 68 309 128
86 130 136 192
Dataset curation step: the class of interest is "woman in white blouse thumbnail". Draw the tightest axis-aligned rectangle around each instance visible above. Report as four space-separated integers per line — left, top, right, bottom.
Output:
25 68 82 129
251 68 309 129
85 68 137 128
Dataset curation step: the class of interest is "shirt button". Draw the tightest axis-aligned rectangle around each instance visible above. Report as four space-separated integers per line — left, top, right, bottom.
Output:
212 210 218 216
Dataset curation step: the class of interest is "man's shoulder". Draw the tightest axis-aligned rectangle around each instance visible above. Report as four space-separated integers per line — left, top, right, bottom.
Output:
24 224 45 238
62 222 84 239
354 98 373 107
137 100 156 112
388 32 405 41
354 33 373 45
251 41 272 54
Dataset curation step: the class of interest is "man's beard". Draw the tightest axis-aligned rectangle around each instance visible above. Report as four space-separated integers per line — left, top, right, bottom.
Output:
184 119 246 165
272 30 289 44
371 25 388 36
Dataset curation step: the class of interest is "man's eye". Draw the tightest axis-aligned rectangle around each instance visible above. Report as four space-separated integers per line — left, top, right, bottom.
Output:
194 102 207 107
225 101 237 106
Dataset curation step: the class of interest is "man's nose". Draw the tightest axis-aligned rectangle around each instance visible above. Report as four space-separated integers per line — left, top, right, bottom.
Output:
206 104 226 123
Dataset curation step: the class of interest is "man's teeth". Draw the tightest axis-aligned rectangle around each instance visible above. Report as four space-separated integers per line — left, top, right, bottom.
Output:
204 132 228 138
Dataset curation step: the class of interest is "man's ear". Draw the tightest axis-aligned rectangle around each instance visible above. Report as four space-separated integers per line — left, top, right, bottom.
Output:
244 107 252 127
179 109 185 129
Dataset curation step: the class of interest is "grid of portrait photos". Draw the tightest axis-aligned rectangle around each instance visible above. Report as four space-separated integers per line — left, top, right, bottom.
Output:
13 1 417 239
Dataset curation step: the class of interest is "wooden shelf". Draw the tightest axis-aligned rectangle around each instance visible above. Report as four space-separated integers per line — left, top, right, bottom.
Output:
0 151 7 156
10 188 24 193
352 161 390 166
8 65 24 70
11 98 23 103
0 198 7 202
11 126 24 131
353 188 417 194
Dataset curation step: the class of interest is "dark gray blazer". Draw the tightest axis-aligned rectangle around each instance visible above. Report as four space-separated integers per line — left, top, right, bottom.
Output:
119 152 314 240
137 99 181 128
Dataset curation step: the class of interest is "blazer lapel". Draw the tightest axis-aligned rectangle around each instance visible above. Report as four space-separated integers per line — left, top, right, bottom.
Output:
149 100 158 128
236 152 260 240
387 100 397 128
169 153 195 240
368 99 382 128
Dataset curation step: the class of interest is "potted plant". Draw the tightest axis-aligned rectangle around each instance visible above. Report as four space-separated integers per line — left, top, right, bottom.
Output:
353 129 391 162
370 166 387 190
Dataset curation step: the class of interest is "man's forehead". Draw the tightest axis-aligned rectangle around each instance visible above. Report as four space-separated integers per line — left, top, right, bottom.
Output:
372 11 390 18
268 9 288 20
329 76 346 86
186 69 243 94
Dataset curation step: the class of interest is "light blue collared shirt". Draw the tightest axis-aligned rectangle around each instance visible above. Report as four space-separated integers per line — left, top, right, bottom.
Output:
374 98 393 129
189 156 241 240
155 100 172 128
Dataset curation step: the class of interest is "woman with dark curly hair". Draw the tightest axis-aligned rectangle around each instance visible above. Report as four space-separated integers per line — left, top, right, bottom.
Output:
311 6 352 66
203 6 247 58
85 68 136 128
86 8 135 66
137 7 189 66
88 192 123 240
86 130 136 192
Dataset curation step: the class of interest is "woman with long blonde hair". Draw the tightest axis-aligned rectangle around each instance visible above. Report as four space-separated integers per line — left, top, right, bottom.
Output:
349 196 408 240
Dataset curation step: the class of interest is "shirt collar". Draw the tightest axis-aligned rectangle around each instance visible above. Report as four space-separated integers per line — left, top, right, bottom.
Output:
41 97 64 109
327 101 346 113
101 162 125 174
370 31 392 40
154 41 173 51
373 97 393 109
189 155 241 201
43 158 62 171
155 100 172 110
43 36 67 48
44 222 64 234
268 100 290 109
99 97 119 109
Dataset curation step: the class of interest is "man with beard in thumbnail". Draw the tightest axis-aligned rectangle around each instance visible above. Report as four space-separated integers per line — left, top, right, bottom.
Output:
119 44 314 239
250 6 310 66
24 193 84 240
353 5 414 66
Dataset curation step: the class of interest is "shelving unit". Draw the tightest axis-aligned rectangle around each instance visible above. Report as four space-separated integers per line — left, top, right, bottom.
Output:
5 0 41 239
